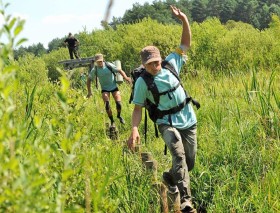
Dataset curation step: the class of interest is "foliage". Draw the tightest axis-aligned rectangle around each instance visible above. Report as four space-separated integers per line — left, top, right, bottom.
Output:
14 43 47 60
1 1 280 213
48 37 65 52
110 0 280 30
13 0 280 56
42 48 68 82
13 53 48 86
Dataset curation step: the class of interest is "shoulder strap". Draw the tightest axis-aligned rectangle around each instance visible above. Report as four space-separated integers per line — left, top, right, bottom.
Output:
161 60 180 82
104 61 116 77
95 66 98 89
141 71 160 105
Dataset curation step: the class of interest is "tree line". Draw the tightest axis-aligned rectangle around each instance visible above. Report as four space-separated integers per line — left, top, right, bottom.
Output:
111 0 280 30
14 0 280 59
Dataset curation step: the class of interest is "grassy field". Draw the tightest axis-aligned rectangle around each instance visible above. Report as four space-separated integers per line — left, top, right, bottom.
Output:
1 2 279 212
1 64 279 212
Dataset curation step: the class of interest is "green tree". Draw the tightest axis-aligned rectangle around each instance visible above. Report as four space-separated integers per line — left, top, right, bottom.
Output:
220 0 237 23
191 0 208 23
14 46 28 60
48 37 65 52
207 0 222 18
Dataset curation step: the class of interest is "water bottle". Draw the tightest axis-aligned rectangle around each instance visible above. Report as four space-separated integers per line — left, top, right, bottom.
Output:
114 60 123 84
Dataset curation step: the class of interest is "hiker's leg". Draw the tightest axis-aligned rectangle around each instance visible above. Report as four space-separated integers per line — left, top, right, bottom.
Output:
116 101 121 116
74 47 80 59
178 124 197 211
102 92 114 124
158 124 192 209
69 48 74 59
112 89 125 124
180 124 197 171
112 90 121 115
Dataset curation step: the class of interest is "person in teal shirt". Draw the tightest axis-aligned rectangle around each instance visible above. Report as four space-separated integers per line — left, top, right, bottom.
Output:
127 5 198 213
87 53 131 126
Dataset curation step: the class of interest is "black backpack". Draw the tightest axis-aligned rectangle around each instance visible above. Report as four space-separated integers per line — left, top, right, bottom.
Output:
129 61 200 153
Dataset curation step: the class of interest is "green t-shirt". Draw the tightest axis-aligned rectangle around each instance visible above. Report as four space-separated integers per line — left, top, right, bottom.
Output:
89 62 118 91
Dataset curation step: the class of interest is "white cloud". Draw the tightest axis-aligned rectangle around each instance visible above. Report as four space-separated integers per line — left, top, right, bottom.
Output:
42 13 100 25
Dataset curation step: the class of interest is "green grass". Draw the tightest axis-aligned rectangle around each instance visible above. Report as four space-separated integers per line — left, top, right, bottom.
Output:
1 2 279 211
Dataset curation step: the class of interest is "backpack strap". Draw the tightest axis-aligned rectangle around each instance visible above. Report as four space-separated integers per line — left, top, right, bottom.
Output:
141 71 160 105
104 61 116 77
94 66 98 89
161 60 180 82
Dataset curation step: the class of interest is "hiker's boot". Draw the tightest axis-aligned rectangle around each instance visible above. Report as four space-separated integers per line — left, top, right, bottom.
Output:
162 171 177 193
117 116 125 124
110 121 115 128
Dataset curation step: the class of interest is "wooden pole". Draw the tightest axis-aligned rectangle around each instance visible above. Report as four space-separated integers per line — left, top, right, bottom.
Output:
167 188 181 213
145 160 158 182
141 152 153 163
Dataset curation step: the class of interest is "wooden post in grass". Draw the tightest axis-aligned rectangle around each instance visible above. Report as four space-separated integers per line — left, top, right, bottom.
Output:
109 125 118 140
167 188 181 213
105 122 118 140
151 182 168 213
141 152 168 212
141 152 153 163
145 160 158 182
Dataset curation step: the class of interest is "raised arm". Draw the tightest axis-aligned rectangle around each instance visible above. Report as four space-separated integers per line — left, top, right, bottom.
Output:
170 5 191 49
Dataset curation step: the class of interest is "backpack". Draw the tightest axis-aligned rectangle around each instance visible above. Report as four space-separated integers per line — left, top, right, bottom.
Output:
94 61 122 89
129 60 200 154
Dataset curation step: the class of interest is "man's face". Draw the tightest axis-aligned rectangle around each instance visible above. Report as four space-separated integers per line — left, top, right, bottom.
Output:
144 60 162 75
96 61 103 68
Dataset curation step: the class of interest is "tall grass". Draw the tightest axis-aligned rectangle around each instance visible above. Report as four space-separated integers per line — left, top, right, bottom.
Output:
1 2 280 212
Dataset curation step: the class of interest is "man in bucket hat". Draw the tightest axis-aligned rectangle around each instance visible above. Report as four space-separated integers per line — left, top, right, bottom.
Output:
127 5 198 213
87 53 131 126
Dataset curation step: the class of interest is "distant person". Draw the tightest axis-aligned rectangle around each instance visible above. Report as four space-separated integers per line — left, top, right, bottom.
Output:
64 32 80 59
127 5 199 213
86 53 131 126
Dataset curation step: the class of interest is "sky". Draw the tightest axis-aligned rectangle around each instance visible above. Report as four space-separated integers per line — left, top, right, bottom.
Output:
3 0 154 48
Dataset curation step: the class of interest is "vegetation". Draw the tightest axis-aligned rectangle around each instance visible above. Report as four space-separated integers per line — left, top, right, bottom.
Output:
13 0 280 59
111 0 280 30
1 1 280 213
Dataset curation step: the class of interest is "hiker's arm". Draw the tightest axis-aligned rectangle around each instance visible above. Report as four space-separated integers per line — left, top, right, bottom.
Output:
86 77 92 98
127 105 142 151
170 5 191 49
118 69 132 83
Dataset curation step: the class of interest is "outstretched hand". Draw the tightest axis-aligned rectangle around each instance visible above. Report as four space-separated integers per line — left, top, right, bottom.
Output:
170 5 186 20
127 129 140 152
126 77 132 85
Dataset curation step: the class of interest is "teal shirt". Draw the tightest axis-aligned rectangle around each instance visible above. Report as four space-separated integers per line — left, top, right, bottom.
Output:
132 52 197 129
89 62 118 91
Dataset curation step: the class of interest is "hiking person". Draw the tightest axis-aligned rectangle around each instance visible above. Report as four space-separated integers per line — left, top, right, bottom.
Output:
64 32 80 59
127 5 198 213
86 53 131 126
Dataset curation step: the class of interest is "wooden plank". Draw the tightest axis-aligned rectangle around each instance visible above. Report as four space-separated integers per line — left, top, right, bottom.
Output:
58 57 95 70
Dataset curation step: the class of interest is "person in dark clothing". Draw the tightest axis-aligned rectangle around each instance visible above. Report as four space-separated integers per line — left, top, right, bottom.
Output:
64 32 80 59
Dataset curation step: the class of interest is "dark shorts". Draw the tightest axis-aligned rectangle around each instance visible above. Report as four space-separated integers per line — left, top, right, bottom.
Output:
101 87 119 93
